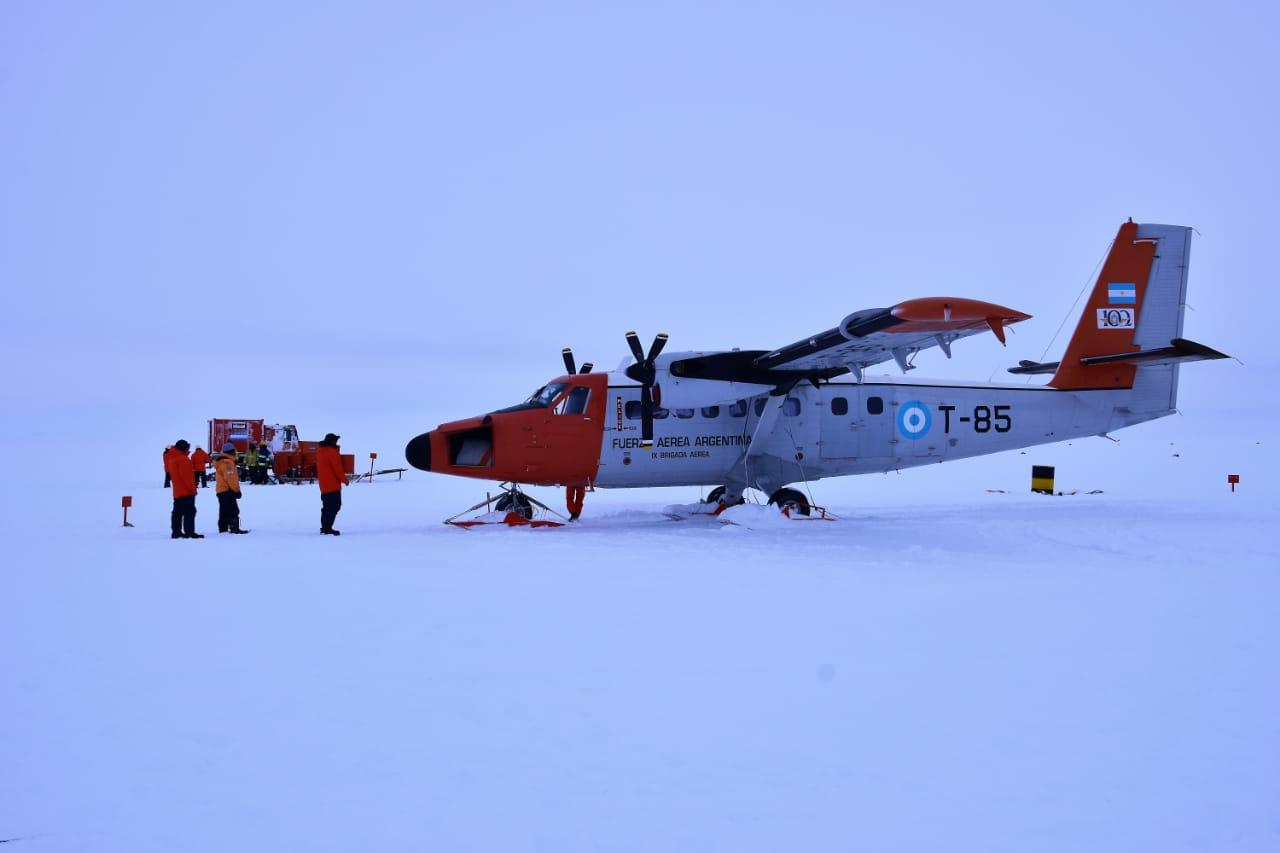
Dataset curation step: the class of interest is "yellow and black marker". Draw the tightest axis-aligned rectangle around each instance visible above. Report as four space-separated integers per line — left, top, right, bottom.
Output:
1031 465 1055 495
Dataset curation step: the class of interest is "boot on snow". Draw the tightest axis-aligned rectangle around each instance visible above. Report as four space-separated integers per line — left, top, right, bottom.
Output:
321 528 341 536
183 532 205 539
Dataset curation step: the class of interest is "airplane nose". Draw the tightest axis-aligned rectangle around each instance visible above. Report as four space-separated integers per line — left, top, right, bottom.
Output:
405 431 433 471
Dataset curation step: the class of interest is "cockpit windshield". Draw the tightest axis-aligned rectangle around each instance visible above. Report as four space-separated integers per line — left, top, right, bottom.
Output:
523 382 568 407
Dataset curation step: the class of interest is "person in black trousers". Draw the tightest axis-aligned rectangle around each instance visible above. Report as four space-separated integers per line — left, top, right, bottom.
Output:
317 433 346 535
212 443 249 534
164 440 203 539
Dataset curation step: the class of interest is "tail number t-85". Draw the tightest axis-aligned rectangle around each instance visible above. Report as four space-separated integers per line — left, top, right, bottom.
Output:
939 405 1011 434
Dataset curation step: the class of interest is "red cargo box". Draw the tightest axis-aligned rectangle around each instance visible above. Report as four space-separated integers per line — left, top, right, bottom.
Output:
209 419 264 453
341 454 355 475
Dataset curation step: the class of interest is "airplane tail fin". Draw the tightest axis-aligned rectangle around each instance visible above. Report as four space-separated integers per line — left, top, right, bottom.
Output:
1047 222 1210 406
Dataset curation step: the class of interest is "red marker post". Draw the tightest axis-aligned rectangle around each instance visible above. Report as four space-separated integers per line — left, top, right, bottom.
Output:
1227 473 1240 493
368 452 377 483
121 495 134 527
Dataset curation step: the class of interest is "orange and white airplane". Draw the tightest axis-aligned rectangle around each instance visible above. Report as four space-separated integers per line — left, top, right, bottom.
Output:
406 221 1226 518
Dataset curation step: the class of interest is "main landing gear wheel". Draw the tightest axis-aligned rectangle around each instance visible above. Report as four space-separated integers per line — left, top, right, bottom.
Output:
495 491 534 520
705 486 745 507
768 487 811 517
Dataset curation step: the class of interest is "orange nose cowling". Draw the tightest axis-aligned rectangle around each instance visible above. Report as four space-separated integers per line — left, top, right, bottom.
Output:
422 374 607 487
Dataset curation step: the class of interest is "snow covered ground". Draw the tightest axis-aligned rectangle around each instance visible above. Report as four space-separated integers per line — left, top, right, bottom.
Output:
6 3 1277 847
3 415 1278 852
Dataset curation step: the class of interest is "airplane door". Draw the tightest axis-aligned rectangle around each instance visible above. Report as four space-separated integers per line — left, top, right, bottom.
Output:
820 389 865 459
819 389 890 458
536 379 606 484
821 388 895 463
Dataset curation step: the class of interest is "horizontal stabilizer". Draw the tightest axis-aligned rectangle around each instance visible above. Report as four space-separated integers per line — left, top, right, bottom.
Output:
1078 337 1229 368
1010 338 1227 376
1008 359 1061 376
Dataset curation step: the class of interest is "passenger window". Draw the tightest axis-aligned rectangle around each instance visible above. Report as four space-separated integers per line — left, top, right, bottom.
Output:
753 399 767 416
555 387 590 415
700 406 720 418
867 396 884 415
729 400 747 418
831 396 848 416
674 408 694 419
782 397 800 416
625 400 668 419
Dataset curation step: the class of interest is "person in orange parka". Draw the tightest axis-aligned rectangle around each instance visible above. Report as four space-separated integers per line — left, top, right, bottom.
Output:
212 442 248 534
317 432 346 536
164 439 203 539
190 446 210 489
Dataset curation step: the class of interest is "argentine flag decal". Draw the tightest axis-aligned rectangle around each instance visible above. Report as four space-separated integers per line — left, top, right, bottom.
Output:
1108 282 1137 304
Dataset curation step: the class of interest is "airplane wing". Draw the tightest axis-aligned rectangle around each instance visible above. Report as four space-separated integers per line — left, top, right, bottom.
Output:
669 297 1030 385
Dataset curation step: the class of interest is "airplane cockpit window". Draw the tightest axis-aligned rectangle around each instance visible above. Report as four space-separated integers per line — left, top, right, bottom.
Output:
524 382 569 407
700 406 720 418
753 399 767 416
555 386 590 415
729 400 747 418
674 408 694 419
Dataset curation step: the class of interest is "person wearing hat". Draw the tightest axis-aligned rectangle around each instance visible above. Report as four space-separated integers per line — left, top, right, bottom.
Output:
212 442 249 534
317 432 346 535
163 440 203 539
253 442 274 485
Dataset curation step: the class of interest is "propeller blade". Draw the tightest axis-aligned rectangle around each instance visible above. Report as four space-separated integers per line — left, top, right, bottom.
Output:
646 332 669 364
625 331 646 363
562 347 576 375
640 383 654 445
579 361 593 374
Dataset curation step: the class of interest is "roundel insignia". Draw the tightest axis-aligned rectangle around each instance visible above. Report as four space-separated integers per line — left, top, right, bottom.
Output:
897 400 932 440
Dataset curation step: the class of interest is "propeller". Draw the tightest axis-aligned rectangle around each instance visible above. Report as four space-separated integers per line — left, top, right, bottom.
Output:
623 331 669 446
561 347 594 375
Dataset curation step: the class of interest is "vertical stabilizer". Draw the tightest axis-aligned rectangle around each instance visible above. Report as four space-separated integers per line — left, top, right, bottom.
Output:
1049 221 1191 391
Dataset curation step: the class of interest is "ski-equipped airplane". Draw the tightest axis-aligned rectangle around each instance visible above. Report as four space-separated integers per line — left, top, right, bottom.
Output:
405 221 1227 518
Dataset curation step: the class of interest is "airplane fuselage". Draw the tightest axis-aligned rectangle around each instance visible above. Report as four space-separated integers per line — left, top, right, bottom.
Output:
409 364 1176 500
595 370 1171 496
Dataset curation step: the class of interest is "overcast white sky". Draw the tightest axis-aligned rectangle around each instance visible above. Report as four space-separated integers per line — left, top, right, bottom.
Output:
2 1 1276 472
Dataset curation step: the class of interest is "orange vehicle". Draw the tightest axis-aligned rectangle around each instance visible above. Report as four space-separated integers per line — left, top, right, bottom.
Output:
207 419 353 484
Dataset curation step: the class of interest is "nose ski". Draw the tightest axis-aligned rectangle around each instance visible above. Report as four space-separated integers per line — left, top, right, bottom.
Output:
445 484 570 529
